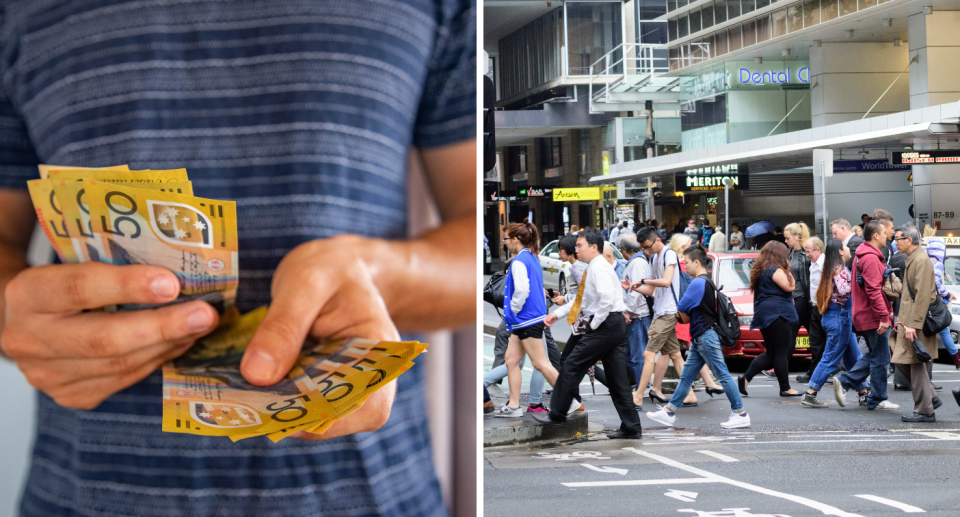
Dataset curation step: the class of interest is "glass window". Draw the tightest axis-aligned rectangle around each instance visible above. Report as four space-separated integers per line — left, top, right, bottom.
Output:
715 30 728 56
690 9 702 33
541 241 558 256
728 0 741 18
728 24 742 51
787 3 803 32
772 8 787 36
742 18 756 46
668 0 678 11
678 0 689 6
669 46 680 71
742 0 756 14
703 34 715 58
703 3 715 28
756 14 771 42
507 147 528 174
757 0 771 8
840 0 858 14
719 257 756 290
715 0 728 23
679 14 689 38
821 0 838 21
944 257 960 285
567 3 624 75
669 18 679 41
803 0 820 27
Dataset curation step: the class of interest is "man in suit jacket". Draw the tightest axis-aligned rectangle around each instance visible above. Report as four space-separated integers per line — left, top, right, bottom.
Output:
831 218 863 269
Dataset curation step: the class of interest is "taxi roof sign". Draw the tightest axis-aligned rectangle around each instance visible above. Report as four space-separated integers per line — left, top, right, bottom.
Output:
923 236 960 246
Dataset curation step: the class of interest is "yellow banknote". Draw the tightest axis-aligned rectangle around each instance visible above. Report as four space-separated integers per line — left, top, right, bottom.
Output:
47 168 188 185
37 164 128 179
83 180 238 308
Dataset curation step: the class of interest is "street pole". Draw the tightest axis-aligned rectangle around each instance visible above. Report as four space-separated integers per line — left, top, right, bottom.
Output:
821 160 827 243
722 178 730 240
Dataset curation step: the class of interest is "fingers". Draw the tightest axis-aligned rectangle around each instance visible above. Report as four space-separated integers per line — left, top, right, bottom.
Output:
8 263 180 314
294 380 396 441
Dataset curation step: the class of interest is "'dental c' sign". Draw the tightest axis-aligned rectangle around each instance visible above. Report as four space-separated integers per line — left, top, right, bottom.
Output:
726 61 810 90
738 67 809 85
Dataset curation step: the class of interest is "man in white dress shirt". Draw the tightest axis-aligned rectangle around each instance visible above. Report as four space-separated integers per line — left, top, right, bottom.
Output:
536 229 644 439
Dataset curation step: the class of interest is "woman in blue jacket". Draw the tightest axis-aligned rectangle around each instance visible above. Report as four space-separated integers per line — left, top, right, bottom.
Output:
492 223 563 417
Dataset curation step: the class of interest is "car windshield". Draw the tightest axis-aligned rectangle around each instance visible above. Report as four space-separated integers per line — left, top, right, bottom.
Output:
944 257 960 286
718 257 756 290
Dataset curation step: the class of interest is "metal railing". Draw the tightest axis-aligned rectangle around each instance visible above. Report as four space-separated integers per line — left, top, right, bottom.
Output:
587 43 669 112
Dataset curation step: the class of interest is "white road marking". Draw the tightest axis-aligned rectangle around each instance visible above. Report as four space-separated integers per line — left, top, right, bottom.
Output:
624 448 865 517
697 450 739 462
563 478 722 488
665 489 699 502
910 432 960 440
853 495 925 513
581 463 627 475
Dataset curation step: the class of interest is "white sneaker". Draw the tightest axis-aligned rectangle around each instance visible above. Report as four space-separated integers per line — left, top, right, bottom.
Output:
646 408 676 427
721 412 751 429
871 400 900 411
833 380 848 407
566 400 582 415
492 405 522 418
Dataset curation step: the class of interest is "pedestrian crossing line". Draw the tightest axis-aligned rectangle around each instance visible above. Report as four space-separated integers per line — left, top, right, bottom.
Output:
696 450 739 462
853 495 925 513
563 477 722 488
623 448 865 517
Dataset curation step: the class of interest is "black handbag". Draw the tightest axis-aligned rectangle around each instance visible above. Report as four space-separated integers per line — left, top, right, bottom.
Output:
483 272 506 314
903 263 952 337
912 335 933 363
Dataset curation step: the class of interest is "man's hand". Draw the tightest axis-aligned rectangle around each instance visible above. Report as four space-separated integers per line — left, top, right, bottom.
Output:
544 313 558 327
1 263 219 410
624 313 632 324
239 236 400 441
552 294 565 305
904 326 918 342
878 321 890 334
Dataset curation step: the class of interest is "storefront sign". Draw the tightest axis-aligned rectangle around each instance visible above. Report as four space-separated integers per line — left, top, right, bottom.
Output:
833 160 911 172
674 164 749 192
737 66 809 86
554 187 602 201
892 150 960 164
518 186 552 198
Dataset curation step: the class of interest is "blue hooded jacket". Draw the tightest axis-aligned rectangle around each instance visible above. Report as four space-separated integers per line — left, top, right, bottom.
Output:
926 239 951 300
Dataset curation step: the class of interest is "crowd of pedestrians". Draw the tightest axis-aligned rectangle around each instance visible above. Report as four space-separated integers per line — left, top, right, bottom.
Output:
485 208 958 439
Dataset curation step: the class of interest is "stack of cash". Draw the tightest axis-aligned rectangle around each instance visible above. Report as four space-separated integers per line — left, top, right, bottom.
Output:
162 307 428 442
28 164 239 311
27 165 427 441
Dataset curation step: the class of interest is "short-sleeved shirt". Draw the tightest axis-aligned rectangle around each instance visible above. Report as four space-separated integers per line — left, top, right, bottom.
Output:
677 275 718 340
0 2 474 516
649 247 681 318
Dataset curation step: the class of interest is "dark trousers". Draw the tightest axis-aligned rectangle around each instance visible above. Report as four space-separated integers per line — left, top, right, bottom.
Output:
548 313 643 435
791 298 810 357
492 319 561 371
558 333 592 402
745 317 795 391
894 360 934 387
805 306 826 377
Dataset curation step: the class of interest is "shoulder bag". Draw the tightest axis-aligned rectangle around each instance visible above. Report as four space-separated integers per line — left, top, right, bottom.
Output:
903 262 952 337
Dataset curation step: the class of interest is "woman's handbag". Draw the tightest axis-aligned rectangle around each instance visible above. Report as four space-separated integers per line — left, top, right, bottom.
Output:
882 272 902 300
483 272 506 315
903 264 952 337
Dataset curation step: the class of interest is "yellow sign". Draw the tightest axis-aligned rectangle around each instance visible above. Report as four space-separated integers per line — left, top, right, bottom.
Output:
554 187 602 202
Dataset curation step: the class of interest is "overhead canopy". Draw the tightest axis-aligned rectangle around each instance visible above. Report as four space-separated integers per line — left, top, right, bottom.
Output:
590 102 960 184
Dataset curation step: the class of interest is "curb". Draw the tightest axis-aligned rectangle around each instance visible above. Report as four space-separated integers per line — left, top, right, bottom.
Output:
483 411 589 446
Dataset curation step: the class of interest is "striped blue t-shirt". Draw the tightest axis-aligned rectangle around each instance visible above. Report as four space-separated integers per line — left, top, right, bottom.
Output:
0 1 475 516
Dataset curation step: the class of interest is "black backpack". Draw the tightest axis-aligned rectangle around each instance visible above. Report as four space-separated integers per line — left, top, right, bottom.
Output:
705 278 740 348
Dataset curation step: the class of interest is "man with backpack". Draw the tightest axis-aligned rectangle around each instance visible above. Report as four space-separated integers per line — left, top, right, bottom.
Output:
624 226 690 411
645 244 751 429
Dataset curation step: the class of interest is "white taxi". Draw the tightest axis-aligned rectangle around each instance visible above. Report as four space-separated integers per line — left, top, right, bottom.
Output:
538 239 623 296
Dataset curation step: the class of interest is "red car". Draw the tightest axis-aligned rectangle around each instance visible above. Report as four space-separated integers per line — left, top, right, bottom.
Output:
706 250 810 358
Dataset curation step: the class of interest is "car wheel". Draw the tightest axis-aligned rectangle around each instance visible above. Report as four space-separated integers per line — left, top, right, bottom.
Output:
558 274 566 296
952 331 959 346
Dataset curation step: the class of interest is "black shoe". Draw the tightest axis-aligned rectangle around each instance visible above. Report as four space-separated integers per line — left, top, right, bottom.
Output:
780 391 802 397
934 384 943 391
901 412 936 423
649 391 668 403
761 369 776 379
953 387 960 407
859 393 868 407
894 384 911 391
606 429 642 440
705 387 725 398
530 412 566 427
795 374 810 383
933 396 943 410
738 376 748 396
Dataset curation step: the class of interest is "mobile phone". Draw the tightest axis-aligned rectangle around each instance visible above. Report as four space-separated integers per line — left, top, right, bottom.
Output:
547 288 556 298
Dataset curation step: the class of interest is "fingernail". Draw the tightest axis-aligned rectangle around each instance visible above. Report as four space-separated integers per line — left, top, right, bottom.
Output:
243 351 277 382
151 276 177 299
187 309 213 332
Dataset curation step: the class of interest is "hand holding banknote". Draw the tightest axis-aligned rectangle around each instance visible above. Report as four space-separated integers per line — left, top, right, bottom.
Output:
240 236 399 440
1 263 219 409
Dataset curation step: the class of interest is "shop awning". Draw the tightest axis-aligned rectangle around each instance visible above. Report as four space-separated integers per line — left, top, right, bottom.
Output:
590 102 960 184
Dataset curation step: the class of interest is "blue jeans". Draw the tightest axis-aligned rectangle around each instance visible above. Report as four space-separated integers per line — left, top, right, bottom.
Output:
808 301 865 393
626 315 652 384
940 326 958 355
839 327 892 408
666 329 743 413
483 339 549 405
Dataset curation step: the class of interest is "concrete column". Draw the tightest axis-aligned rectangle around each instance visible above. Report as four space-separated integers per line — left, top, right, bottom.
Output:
812 170 913 234
911 163 960 233
809 42 910 127
908 10 960 109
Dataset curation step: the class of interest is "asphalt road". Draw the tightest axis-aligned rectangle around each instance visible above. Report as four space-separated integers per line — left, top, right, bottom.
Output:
484 358 960 517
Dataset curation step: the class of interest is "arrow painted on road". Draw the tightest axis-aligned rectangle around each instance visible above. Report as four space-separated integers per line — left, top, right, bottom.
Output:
664 489 698 502
580 463 627 475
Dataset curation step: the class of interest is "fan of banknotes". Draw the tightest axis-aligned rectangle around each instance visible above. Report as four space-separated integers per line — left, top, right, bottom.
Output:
27 165 428 442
